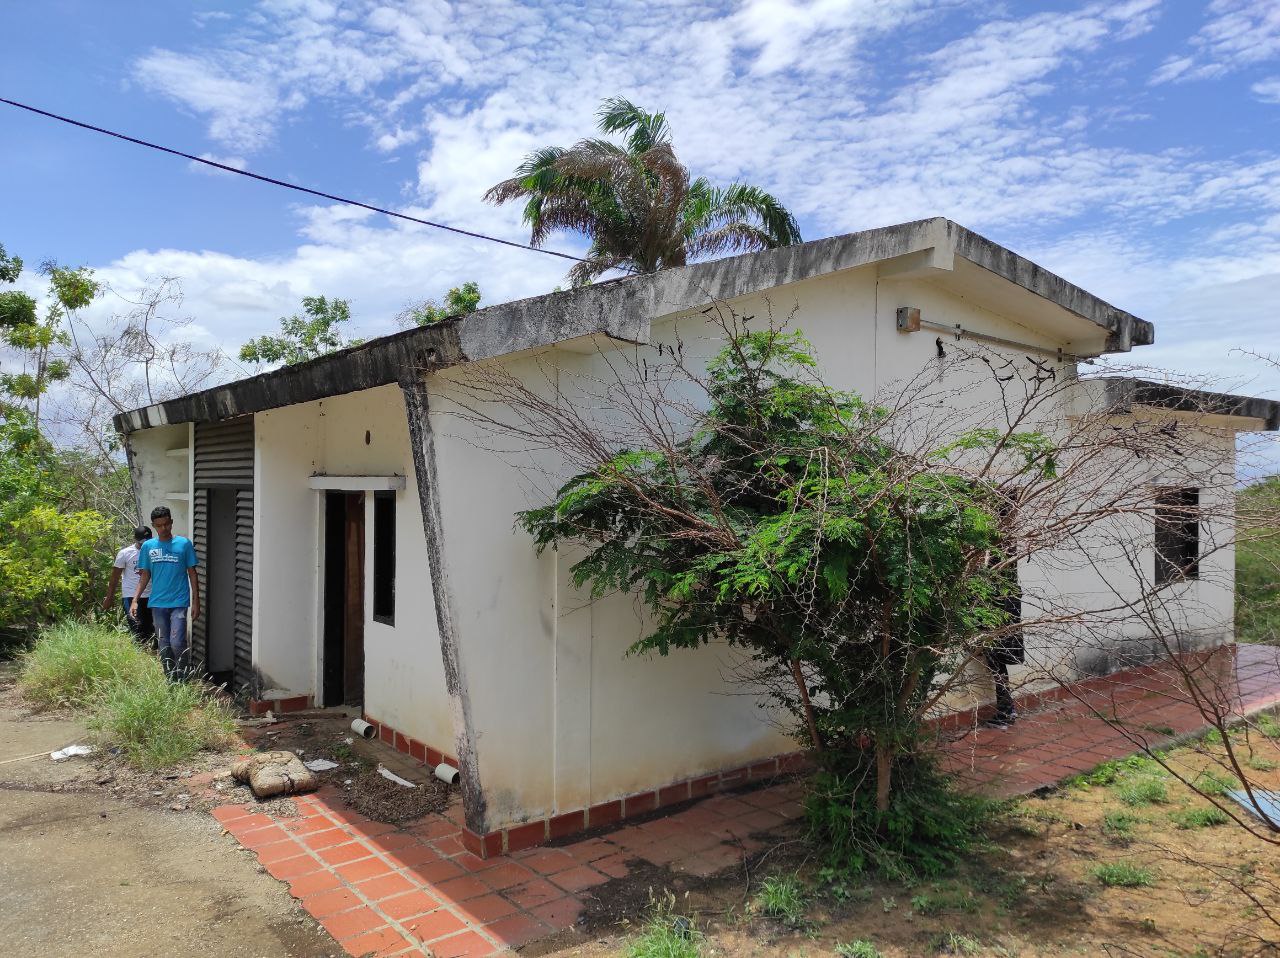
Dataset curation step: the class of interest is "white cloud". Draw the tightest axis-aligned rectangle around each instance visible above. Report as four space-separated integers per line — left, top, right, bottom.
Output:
1254 76 1280 102
1152 0 1280 85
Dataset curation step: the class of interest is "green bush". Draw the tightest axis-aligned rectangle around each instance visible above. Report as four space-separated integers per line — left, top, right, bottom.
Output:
1255 713 1280 739
17 620 153 708
90 669 235 769
754 874 807 925
1236 478 1280 645
1092 861 1155 887
806 759 994 880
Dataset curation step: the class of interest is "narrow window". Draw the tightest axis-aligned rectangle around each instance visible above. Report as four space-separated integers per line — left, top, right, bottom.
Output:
373 490 396 625
1154 487 1199 585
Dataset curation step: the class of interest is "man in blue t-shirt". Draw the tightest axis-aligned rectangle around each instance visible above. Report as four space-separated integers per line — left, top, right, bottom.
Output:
131 506 201 680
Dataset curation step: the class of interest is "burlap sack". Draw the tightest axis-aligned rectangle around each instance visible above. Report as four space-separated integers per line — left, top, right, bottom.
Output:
230 750 317 799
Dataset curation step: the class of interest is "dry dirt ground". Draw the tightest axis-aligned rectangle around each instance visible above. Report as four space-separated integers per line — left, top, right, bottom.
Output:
0 668 341 958
545 734 1280 958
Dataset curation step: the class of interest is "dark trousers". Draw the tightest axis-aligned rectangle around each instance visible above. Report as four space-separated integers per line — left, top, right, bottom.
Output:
986 654 1016 721
122 597 155 649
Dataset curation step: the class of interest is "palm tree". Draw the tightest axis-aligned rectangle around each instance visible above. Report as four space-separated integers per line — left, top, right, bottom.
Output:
484 98 802 286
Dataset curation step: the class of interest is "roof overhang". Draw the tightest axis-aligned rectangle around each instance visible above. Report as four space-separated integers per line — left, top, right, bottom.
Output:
114 217 1154 434
1098 378 1280 432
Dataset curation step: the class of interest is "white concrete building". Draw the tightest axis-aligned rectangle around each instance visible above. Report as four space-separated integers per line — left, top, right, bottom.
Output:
115 218 1278 856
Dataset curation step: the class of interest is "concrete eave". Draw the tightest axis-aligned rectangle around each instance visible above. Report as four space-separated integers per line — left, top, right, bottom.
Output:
114 217 1154 434
1099 378 1280 431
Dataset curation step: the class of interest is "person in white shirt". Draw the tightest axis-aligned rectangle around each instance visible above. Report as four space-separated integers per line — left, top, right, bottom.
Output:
103 526 155 648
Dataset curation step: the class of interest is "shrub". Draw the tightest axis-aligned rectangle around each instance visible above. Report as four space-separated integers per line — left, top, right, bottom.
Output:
1255 713 1280 740
754 874 807 925
1116 778 1168 807
806 759 994 880
931 931 982 955
1092 861 1155 887
835 941 882 958
18 620 153 708
1170 807 1230 829
89 669 235 769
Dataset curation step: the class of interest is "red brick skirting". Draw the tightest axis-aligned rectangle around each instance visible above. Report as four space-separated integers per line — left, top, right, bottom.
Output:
361 713 459 773
249 693 313 716
460 752 810 859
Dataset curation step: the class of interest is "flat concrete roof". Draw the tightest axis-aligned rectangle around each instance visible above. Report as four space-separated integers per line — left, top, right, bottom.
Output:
114 217 1156 434
1100 378 1280 431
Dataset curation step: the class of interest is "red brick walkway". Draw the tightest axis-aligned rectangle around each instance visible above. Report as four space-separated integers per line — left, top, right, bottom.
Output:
213 643 1280 957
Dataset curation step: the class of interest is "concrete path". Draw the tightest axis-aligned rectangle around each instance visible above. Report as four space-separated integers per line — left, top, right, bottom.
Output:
0 682 341 958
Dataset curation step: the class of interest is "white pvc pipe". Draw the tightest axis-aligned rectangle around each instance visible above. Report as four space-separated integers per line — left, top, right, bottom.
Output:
350 718 376 740
434 762 460 786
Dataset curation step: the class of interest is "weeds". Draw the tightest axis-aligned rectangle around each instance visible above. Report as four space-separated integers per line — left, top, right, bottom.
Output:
1116 778 1168 807
931 931 982 955
911 888 979 916
835 941 882 958
89 668 235 769
1092 861 1155 888
1246 755 1278 772
1191 770 1240 797
1254 713 1279 739
753 875 807 926
1102 811 1142 838
18 620 153 708
627 895 703 958
1170 806 1230 829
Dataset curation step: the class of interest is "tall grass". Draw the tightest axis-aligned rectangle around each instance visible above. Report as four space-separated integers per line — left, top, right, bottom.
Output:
89 668 235 769
17 620 154 708
18 620 234 768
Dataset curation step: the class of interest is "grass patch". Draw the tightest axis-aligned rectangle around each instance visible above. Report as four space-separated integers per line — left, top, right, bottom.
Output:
626 900 703 958
1170 806 1230 829
17 620 154 708
1191 770 1240 797
1255 713 1280 740
931 931 982 955
1246 754 1278 772
753 874 807 925
1116 778 1168 807
1072 754 1164 788
835 941 882 958
18 619 234 769
911 887 979 916
1102 810 1142 837
1236 477 1280 645
1092 861 1155 888
89 668 235 769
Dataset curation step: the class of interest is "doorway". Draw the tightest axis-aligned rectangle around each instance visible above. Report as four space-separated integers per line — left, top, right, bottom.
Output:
323 492 365 707
205 488 237 682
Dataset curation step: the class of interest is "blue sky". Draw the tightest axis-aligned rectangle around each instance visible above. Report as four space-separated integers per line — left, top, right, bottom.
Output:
2 0 1279 469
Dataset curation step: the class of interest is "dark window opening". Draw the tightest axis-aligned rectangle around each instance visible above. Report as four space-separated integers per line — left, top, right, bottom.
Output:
373 491 396 625
1155 486 1199 585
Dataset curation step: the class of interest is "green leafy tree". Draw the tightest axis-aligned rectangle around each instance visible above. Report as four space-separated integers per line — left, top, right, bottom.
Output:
239 295 362 366
399 281 482 328
516 322 1052 831
484 97 802 285
0 408 115 626
0 245 102 431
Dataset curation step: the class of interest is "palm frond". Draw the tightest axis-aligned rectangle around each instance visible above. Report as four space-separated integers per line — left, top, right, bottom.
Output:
597 96 672 153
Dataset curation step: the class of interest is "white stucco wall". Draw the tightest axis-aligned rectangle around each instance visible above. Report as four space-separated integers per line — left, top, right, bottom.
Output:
427 261 1244 829
253 385 452 751
128 423 192 536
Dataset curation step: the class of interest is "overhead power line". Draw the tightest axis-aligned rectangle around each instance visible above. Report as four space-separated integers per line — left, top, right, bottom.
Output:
0 96 585 263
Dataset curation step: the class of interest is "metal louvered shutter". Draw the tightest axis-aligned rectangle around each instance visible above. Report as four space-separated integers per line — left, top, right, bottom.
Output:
234 489 254 688
190 488 209 667
193 416 255 693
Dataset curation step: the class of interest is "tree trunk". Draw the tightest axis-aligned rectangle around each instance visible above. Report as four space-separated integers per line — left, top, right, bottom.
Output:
875 739 892 812
790 659 823 753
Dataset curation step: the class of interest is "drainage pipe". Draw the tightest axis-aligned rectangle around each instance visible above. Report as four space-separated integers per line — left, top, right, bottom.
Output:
350 718 376 739
434 762 460 786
